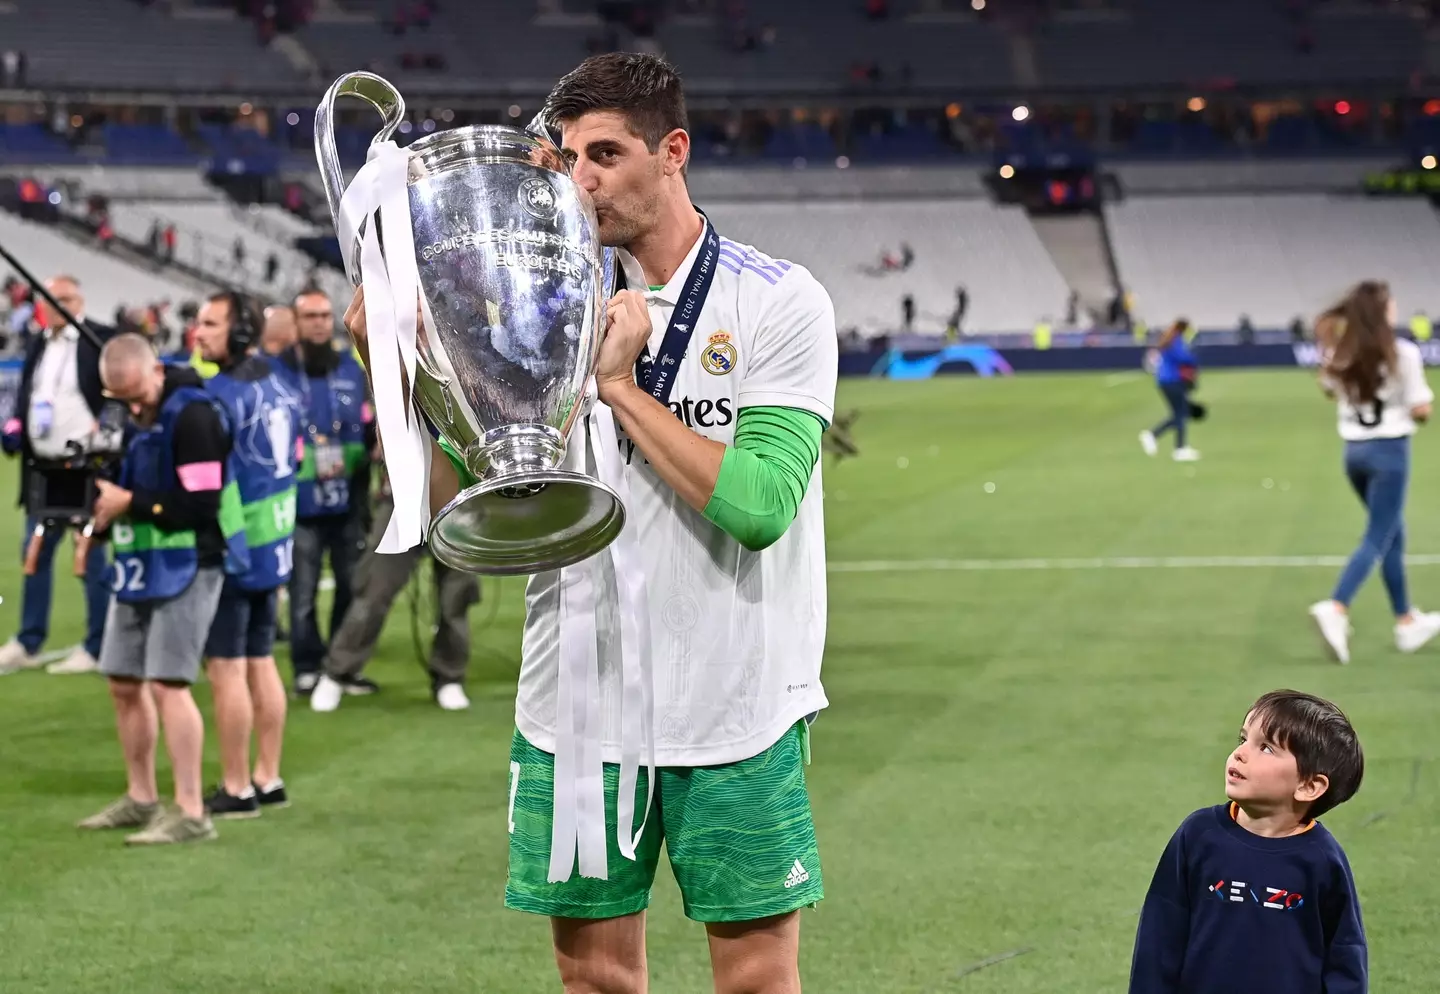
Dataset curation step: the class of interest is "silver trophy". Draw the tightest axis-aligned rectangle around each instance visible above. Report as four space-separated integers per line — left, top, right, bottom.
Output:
315 72 624 575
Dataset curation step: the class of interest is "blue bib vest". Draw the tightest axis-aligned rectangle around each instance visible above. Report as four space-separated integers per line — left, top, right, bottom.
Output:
296 351 368 518
207 359 303 592
112 386 248 603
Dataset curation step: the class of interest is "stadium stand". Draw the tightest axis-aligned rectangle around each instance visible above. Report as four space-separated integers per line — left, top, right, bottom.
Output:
0 0 306 92
0 210 200 317
707 199 1072 335
1032 0 1425 90
1105 194 1440 328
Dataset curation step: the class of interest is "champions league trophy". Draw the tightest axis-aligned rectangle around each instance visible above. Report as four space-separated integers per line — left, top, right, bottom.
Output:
314 72 625 575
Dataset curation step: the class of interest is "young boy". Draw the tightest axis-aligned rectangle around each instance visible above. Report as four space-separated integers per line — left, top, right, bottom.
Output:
1129 689 1368 994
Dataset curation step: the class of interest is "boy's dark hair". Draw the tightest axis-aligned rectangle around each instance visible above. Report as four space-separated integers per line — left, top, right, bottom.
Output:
542 53 688 153
1248 689 1364 820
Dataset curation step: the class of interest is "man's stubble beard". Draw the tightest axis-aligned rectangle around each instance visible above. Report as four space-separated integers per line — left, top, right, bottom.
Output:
599 170 666 251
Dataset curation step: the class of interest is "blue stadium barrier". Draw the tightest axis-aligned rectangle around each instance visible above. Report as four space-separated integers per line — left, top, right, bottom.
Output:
845 341 1431 378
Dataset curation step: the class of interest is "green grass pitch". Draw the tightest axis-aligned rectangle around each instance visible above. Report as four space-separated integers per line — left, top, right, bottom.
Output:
1 369 1438 993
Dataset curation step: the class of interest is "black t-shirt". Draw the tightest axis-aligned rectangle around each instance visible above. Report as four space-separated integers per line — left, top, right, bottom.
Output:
127 366 231 567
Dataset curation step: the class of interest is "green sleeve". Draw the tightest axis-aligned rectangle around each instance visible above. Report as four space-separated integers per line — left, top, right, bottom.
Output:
436 434 477 488
702 406 825 552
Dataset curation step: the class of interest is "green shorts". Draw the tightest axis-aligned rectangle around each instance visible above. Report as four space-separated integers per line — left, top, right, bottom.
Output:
505 722 824 923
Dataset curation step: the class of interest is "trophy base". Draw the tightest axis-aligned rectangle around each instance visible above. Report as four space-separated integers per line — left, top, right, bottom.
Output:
428 469 625 576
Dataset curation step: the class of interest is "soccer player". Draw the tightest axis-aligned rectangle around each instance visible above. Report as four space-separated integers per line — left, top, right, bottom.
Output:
1139 319 1201 462
345 52 836 994
1129 690 1367 994
192 292 301 817
1309 281 1440 663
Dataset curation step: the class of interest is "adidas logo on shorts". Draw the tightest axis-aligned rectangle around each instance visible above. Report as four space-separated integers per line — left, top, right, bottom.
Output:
783 859 810 889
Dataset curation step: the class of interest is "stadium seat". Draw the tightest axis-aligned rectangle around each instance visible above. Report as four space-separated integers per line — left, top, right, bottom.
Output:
1105 194 1440 328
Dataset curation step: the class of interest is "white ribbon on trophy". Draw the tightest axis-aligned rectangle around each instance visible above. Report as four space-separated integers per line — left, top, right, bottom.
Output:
550 396 657 882
335 140 431 554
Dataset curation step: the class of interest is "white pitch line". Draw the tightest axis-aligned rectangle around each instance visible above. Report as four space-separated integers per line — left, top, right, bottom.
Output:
828 554 1440 574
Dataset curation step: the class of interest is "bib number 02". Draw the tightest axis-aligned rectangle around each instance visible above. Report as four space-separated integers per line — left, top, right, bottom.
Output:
112 556 147 594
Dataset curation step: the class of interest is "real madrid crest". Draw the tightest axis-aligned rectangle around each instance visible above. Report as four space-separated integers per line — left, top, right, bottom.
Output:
701 331 737 376
518 177 559 221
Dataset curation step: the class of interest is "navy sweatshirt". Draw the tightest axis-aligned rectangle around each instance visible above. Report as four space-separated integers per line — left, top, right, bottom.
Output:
1129 804 1367 994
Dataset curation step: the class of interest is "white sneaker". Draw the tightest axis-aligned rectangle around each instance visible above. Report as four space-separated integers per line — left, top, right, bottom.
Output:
47 647 99 675
1173 447 1201 462
0 639 42 675
1395 610 1440 653
1309 600 1352 664
310 675 344 713
435 683 470 711
1139 430 1158 456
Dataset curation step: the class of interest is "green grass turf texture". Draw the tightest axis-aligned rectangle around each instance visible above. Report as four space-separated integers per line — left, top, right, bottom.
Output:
1 369 1438 993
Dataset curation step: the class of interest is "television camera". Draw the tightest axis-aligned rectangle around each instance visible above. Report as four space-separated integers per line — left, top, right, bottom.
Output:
0 238 128 581
21 401 128 578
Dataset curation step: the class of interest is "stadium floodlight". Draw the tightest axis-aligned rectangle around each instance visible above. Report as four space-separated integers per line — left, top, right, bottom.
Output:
507 104 522 118
999 164 1015 179
1187 96 1206 113
835 155 851 169
286 112 300 126
972 0 985 9
1423 155 1437 170
1012 105 1030 122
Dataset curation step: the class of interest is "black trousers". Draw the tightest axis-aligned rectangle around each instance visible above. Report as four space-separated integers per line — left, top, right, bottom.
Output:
323 497 479 686
288 514 363 677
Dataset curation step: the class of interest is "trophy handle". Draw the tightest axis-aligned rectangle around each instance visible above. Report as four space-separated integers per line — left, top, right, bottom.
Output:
314 71 407 283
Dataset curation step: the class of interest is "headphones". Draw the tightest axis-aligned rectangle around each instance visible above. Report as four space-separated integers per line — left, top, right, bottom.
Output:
224 290 258 356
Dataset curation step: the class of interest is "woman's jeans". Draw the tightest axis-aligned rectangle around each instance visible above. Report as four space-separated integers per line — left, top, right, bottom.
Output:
1151 381 1190 449
1333 436 1410 616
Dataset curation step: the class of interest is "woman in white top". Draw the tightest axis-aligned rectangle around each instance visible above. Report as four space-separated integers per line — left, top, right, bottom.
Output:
1310 280 1440 662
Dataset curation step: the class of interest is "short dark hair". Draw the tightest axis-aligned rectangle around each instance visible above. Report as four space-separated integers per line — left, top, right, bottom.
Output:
543 52 688 152
1247 689 1364 820
206 290 254 330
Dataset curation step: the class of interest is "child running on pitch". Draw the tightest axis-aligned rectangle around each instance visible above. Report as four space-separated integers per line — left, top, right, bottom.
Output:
1128 689 1367 994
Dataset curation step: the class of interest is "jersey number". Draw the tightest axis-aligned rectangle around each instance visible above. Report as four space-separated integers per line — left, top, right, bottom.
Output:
112 557 146 594
315 479 348 508
1354 399 1385 428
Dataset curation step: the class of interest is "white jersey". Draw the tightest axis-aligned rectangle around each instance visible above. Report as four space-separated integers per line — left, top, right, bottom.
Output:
515 221 838 767
1332 338 1433 441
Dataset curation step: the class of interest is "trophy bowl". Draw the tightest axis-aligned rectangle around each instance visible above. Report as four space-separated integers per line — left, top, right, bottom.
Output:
316 72 625 575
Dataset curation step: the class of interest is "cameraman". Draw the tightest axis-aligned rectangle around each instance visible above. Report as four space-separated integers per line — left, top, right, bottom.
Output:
78 334 237 846
0 275 113 676
193 293 301 818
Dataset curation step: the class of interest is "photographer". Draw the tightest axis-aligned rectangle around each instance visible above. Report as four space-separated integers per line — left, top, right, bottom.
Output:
78 334 240 846
193 293 301 818
0 275 114 676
